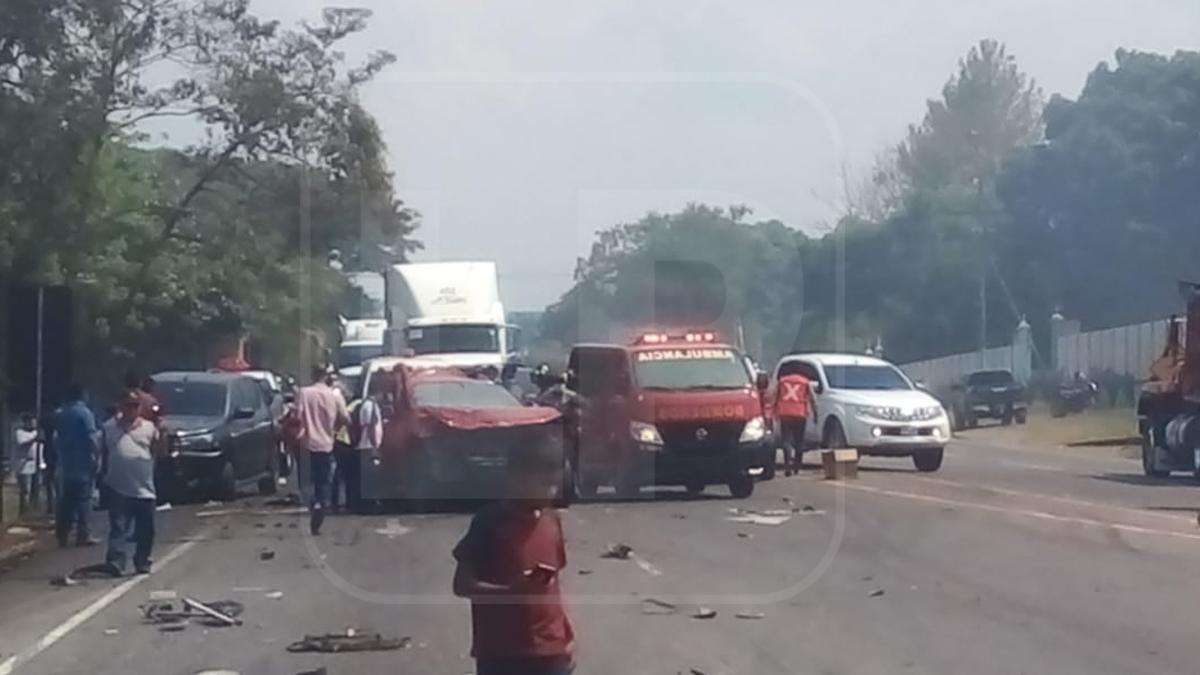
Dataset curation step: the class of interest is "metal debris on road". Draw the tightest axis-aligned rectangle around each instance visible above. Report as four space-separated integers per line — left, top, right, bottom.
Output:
640 598 678 615
264 494 301 507
691 607 718 619
869 589 885 598
286 633 412 653
103 628 119 636
149 590 178 601
735 611 765 619
143 599 245 628
259 549 276 561
601 542 633 560
802 504 817 512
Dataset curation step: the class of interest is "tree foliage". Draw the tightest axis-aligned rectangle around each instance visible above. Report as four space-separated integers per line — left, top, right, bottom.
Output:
0 0 418 381
544 43 1199 368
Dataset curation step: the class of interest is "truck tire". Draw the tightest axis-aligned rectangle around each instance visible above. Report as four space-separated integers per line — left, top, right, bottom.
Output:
912 448 944 472
1141 425 1170 478
727 475 755 499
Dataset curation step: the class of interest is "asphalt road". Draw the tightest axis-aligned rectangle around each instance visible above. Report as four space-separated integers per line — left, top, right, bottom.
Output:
3 434 1200 675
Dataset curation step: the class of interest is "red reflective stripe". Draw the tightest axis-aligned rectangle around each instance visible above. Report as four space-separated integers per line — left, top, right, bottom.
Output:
781 382 803 402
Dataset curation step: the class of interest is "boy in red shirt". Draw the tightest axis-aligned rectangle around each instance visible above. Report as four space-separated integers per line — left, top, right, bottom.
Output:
452 439 576 675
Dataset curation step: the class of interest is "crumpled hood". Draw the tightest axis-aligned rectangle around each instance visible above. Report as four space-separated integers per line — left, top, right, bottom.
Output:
163 415 225 435
416 405 561 433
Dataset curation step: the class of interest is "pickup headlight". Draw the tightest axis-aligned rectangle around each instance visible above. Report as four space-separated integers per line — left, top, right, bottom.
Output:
178 432 216 449
739 416 767 443
630 421 663 446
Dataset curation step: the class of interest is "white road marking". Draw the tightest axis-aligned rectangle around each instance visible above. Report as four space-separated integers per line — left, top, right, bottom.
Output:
915 475 1196 525
837 481 1200 544
0 538 198 675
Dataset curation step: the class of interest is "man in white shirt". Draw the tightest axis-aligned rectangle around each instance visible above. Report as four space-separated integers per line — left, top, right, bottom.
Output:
12 413 41 515
101 391 164 575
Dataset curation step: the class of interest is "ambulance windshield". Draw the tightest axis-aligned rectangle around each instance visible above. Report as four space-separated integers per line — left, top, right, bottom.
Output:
633 347 751 390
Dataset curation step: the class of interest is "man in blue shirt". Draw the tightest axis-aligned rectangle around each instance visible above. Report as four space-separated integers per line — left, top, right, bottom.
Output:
55 383 100 547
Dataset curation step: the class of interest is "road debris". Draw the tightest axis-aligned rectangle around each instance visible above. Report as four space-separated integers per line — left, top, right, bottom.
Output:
6 526 32 536
149 590 178 601
736 532 752 539
691 607 718 619
601 542 633 560
266 591 284 599
640 598 678 615
374 518 412 539
156 502 172 512
259 549 276 561
296 668 328 675
50 575 82 587
185 598 242 626
727 513 790 526
577 569 594 575
671 513 687 519
142 599 245 628
264 494 301 507
869 589 886 598
286 632 412 653
103 628 119 636
735 611 765 619
254 523 266 529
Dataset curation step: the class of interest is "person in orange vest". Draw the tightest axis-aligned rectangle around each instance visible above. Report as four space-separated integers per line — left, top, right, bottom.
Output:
774 372 812 476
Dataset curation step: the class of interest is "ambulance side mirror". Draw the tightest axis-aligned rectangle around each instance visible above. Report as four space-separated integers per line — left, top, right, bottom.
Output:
755 372 770 391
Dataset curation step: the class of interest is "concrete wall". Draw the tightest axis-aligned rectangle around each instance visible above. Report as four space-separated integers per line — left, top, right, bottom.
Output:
1055 317 1182 378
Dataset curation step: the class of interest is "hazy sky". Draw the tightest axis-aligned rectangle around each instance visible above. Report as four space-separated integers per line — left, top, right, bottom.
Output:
252 1 1199 310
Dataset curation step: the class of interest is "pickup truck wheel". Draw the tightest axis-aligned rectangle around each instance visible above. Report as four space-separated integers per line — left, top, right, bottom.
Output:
822 420 849 449
1142 426 1170 478
214 459 237 502
728 475 755 499
912 448 944 472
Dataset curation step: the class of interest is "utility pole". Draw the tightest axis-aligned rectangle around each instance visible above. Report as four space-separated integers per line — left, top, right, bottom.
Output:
975 176 988 369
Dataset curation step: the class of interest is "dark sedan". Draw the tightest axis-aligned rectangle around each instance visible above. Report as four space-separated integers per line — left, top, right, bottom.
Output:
154 371 280 501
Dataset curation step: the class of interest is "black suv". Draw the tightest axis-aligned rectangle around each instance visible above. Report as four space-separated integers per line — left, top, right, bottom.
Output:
950 369 1028 429
154 371 280 501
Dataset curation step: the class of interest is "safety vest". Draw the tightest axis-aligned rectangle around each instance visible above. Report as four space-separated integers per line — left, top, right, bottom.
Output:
775 374 811 418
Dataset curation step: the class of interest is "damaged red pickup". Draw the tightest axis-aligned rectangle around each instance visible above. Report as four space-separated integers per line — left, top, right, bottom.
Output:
360 362 567 503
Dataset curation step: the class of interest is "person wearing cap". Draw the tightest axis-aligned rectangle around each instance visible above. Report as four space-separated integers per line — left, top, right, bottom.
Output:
101 390 165 575
294 365 350 535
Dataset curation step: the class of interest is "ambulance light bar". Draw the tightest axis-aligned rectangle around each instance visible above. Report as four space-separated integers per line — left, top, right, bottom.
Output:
633 331 719 345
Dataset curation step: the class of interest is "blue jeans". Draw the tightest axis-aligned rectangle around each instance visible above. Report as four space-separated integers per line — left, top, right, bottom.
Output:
308 451 334 533
105 493 156 572
56 478 93 544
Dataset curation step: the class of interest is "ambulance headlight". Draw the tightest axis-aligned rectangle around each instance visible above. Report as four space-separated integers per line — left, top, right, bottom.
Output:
739 416 767 443
630 421 663 446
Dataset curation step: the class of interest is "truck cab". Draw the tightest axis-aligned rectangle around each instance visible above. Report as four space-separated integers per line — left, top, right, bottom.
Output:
565 332 772 499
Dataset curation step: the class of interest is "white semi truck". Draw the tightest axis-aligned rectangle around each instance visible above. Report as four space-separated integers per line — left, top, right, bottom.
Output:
384 261 522 371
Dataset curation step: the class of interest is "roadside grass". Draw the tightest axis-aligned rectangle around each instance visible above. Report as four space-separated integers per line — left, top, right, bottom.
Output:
961 405 1138 451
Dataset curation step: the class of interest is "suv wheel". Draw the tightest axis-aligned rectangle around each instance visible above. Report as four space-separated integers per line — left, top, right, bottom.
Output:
912 448 944 472
214 459 237 501
728 475 754 499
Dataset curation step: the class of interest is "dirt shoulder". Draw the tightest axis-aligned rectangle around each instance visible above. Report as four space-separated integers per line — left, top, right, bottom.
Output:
956 407 1140 460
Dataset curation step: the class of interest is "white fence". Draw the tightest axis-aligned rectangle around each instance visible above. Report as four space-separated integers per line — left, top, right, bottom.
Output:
1055 317 1181 378
901 343 1031 391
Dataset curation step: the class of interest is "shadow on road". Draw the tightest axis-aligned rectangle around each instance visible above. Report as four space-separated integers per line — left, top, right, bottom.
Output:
1091 472 1195 488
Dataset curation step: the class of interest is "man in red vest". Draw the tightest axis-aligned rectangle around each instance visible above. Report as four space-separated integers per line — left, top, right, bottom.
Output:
774 372 812 476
